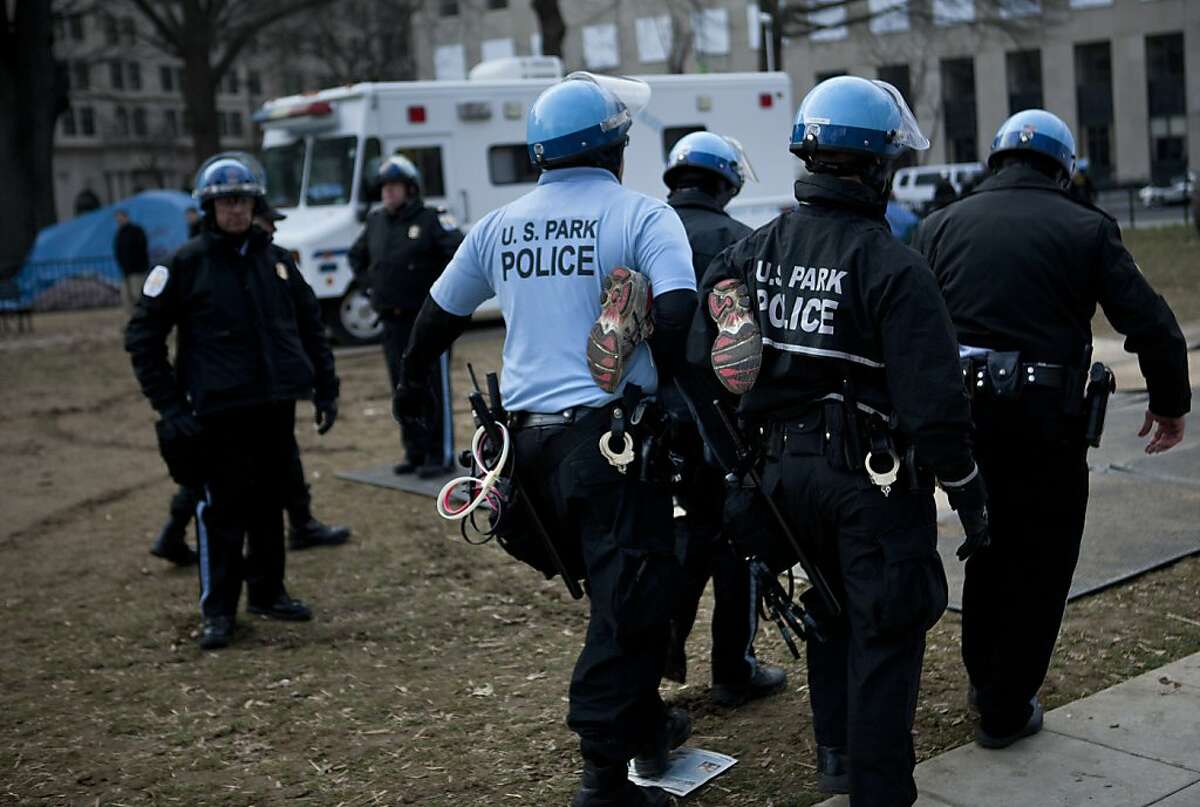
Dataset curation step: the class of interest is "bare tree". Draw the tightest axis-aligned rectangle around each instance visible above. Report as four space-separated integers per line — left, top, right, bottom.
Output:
123 0 334 163
532 0 566 58
273 0 422 85
0 1 67 273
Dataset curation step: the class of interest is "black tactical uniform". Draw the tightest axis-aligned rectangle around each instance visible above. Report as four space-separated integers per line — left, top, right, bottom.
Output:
663 188 764 692
914 164 1191 738
348 199 463 473
690 174 980 804
126 226 339 628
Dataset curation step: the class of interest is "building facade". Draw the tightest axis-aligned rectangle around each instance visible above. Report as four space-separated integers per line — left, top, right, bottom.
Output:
415 0 1197 186
50 8 271 222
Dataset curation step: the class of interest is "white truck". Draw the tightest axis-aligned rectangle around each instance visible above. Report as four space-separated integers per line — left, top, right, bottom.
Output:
256 58 796 343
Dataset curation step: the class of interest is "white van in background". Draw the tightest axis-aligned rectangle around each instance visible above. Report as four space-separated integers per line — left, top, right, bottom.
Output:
256 57 797 343
892 162 986 210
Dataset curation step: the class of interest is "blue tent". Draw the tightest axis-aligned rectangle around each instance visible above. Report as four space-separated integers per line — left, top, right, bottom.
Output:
8 190 198 311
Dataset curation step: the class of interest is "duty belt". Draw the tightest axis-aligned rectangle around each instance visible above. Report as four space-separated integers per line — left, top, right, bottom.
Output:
961 352 1070 401
508 406 604 430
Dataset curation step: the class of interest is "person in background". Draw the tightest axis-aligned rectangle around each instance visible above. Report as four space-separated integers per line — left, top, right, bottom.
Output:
114 209 150 308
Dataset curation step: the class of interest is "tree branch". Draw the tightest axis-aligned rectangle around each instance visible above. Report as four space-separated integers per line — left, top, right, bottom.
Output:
212 0 334 80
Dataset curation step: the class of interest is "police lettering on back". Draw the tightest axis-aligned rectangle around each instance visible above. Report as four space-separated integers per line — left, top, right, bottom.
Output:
499 218 599 280
754 260 845 335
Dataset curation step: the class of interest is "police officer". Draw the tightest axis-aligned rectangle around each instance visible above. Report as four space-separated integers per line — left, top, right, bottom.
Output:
348 156 463 478
394 73 697 807
148 202 350 563
688 76 987 805
914 110 1190 748
659 132 787 705
126 153 340 649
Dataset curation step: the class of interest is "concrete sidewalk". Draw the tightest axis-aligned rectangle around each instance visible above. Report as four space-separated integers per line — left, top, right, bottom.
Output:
816 651 1200 807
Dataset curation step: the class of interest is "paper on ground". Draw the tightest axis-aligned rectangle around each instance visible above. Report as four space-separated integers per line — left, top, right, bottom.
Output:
627 747 737 797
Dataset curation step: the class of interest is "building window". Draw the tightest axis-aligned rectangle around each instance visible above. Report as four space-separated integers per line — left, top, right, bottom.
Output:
127 62 141 91
225 70 240 95
80 107 95 136
132 107 147 137
68 13 84 41
877 64 911 103
229 111 243 137
1005 49 1043 114
110 60 124 90
72 62 90 91
164 109 178 136
486 0 507 8
439 1 459 16
1146 32 1186 184
103 14 119 44
61 109 77 137
1075 41 1114 183
115 106 129 136
160 65 174 92
940 57 978 162
247 70 262 95
869 0 910 34
121 16 135 45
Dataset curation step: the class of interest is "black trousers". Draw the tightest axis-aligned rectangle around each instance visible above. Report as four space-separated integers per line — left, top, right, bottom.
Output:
381 310 453 467
511 411 678 766
671 425 759 686
962 392 1089 735
756 417 947 807
166 403 312 532
194 403 296 619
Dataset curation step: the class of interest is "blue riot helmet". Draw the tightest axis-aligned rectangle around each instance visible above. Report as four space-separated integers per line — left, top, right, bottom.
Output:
791 76 929 163
663 131 758 194
193 151 266 203
376 154 422 194
527 71 651 168
988 109 1076 181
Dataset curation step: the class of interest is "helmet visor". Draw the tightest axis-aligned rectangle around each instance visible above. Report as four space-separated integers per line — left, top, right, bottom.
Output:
722 136 759 183
565 71 652 118
872 80 929 152
193 151 267 198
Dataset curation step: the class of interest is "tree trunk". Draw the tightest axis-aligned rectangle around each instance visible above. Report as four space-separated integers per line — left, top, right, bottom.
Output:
0 0 62 273
532 0 565 58
179 0 220 165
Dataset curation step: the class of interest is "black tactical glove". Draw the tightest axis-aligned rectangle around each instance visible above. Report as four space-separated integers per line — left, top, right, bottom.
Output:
155 408 207 487
943 466 990 561
314 400 338 435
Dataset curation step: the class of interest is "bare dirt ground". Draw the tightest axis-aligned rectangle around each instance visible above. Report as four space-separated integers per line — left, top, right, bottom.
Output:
2 275 1198 805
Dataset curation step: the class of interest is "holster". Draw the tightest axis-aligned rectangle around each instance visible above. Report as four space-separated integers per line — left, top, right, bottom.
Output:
1084 362 1116 448
985 351 1022 400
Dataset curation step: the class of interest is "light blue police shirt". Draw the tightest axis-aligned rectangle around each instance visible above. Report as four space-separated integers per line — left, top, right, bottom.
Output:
431 166 696 414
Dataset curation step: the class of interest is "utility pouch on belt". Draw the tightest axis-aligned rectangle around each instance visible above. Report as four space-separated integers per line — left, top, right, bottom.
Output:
1083 362 1116 448
985 351 1022 400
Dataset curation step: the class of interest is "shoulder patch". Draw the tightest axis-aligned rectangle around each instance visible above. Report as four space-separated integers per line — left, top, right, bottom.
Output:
275 262 288 280
143 265 170 298
438 211 458 230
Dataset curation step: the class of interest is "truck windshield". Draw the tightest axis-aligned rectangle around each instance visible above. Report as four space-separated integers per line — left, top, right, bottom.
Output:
306 135 358 206
262 140 305 209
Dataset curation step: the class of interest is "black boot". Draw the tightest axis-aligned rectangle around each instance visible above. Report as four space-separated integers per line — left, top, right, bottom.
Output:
632 707 692 779
711 663 788 708
247 590 313 622
288 518 351 550
816 745 850 794
571 760 668 807
149 518 197 566
199 615 235 650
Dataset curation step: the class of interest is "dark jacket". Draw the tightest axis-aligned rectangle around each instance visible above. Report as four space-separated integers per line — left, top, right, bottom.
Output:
114 222 149 277
687 174 975 480
914 165 1190 418
125 226 339 418
347 199 464 313
667 188 752 283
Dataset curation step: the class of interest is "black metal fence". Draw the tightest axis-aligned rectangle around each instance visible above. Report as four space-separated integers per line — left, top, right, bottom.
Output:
1095 183 1194 231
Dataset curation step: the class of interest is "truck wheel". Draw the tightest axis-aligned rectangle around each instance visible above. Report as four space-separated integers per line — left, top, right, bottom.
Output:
327 285 383 345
